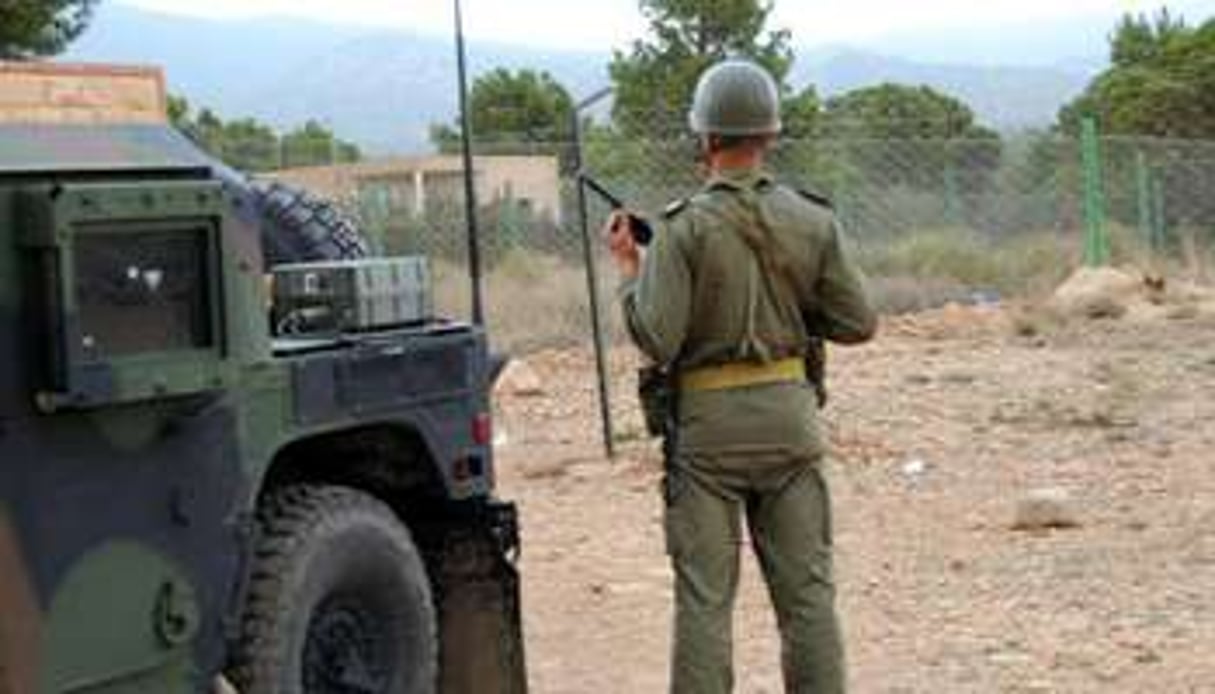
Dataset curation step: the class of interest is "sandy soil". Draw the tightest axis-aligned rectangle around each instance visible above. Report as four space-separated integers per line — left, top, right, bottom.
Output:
493 300 1215 694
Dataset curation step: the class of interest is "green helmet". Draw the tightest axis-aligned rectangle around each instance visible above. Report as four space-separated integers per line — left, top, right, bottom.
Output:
688 59 782 136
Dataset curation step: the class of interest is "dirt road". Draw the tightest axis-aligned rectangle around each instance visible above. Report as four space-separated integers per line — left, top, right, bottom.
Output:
496 304 1215 693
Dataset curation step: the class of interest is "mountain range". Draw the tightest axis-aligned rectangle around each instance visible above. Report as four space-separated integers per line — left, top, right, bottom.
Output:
65 3 1123 152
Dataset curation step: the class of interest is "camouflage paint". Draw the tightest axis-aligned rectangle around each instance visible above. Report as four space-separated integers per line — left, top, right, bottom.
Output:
0 508 42 694
40 541 199 693
0 124 508 692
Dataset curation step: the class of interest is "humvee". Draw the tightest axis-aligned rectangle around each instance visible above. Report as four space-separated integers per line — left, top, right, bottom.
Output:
0 123 526 693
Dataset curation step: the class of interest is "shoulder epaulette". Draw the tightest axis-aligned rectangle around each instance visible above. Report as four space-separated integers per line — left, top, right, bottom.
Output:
796 188 834 209
663 198 689 219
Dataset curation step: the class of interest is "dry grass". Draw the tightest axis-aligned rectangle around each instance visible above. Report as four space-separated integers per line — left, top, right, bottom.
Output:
431 228 1213 351
434 249 600 351
855 228 1076 297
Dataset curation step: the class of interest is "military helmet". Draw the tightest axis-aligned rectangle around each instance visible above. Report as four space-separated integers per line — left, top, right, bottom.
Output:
688 59 782 136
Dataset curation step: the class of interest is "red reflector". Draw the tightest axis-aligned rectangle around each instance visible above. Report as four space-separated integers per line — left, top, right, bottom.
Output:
472 413 493 446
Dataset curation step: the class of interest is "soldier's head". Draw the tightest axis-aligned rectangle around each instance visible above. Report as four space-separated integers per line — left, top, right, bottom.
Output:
688 59 781 163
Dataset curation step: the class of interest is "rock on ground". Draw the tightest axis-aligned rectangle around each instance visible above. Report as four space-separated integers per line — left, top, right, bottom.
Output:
495 358 546 397
1012 487 1082 531
1047 267 1143 319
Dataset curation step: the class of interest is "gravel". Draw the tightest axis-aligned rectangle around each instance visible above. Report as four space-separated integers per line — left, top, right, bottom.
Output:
495 302 1215 693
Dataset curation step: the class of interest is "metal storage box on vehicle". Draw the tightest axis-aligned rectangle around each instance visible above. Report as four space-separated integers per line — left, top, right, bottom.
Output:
273 256 434 333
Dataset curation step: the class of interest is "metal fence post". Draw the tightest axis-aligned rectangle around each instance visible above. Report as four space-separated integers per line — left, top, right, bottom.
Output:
1135 150 1155 250
1081 117 1110 266
1151 175 1168 251
571 88 617 459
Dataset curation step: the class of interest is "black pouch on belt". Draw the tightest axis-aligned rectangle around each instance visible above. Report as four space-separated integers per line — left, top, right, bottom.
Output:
638 365 673 438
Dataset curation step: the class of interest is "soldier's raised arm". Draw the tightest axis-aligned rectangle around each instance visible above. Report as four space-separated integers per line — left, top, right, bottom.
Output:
617 210 693 365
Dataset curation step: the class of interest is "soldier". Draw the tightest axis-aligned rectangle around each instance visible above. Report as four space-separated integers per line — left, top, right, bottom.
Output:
605 59 877 693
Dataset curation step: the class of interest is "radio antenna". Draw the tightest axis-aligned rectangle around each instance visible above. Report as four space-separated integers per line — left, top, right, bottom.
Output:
454 0 484 325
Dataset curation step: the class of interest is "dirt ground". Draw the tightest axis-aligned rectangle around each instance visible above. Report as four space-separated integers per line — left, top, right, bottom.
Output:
493 300 1215 693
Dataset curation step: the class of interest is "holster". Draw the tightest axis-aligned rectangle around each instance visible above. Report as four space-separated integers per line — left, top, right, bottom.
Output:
805 337 828 408
637 364 674 438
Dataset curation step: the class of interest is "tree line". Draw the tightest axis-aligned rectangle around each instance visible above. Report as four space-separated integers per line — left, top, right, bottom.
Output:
168 96 362 173
4 0 1214 175
430 2 1215 160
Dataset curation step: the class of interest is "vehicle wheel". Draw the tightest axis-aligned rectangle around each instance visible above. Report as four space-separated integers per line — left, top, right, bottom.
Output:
230 485 437 694
254 181 371 268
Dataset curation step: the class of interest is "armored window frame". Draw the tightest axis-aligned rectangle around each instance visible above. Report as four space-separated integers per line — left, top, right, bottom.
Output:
18 180 230 411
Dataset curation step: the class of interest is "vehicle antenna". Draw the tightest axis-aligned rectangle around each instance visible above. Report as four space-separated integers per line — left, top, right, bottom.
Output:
455 0 484 325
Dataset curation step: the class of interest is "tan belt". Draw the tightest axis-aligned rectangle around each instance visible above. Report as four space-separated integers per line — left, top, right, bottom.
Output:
680 358 806 393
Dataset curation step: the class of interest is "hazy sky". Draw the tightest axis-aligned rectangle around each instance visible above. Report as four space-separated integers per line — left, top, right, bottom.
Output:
118 0 1183 50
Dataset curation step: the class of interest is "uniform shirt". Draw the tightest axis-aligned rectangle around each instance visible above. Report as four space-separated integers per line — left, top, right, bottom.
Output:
619 166 876 461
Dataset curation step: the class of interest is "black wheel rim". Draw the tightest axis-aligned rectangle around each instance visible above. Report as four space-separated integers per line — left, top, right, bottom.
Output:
302 597 392 694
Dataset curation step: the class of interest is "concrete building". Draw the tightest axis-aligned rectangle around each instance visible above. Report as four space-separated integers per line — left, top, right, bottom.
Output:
270 155 563 225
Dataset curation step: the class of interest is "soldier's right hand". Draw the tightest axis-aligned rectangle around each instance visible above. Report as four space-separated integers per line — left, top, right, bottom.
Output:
604 210 641 279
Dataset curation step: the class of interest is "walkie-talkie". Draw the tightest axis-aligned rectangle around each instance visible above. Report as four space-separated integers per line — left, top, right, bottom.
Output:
578 173 655 246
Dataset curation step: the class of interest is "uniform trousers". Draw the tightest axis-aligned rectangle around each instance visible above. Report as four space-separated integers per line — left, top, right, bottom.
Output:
664 453 845 694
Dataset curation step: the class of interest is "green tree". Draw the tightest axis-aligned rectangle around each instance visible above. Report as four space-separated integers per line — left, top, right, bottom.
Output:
781 85 822 140
431 68 574 152
167 94 191 128
820 83 1002 193
282 120 361 168
1059 10 1215 138
169 97 360 173
1110 8 1189 68
767 85 834 190
192 108 225 151
608 0 793 136
1054 11 1215 239
0 0 96 58
822 84 992 140
220 118 279 172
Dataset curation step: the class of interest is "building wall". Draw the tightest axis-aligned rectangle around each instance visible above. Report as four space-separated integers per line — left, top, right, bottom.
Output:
479 156 561 219
269 155 562 224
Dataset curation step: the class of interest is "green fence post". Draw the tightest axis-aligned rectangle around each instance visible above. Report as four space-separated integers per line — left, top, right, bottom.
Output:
1080 117 1110 266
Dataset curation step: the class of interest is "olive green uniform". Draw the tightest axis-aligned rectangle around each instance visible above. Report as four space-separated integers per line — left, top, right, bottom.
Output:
619 167 876 693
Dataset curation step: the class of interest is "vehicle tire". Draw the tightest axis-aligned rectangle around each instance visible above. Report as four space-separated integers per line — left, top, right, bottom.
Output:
230 485 437 694
254 181 371 268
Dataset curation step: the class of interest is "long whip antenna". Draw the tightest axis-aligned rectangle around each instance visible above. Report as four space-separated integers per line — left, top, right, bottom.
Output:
455 0 484 325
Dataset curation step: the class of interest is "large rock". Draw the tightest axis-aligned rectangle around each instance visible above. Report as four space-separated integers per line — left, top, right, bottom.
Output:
1046 267 1142 320
495 359 545 398
1012 487 1081 531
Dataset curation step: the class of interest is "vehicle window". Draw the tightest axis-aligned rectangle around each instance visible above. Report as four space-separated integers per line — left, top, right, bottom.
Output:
74 225 214 358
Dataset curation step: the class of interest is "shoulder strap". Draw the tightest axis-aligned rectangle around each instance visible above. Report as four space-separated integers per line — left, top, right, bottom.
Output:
726 185 808 358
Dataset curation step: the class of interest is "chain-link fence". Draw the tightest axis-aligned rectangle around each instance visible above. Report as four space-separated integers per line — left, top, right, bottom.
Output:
254 131 1215 353
240 130 1215 450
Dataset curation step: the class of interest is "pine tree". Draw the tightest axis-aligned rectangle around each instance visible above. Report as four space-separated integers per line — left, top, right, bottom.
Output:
0 0 98 59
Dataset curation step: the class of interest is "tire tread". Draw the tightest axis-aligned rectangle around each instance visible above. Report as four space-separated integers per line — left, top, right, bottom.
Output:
228 485 436 694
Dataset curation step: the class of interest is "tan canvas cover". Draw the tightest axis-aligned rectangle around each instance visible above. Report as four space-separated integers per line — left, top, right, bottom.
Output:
0 61 167 125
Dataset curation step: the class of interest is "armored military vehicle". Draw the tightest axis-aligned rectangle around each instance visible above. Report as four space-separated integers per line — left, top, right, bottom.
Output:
0 123 526 693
